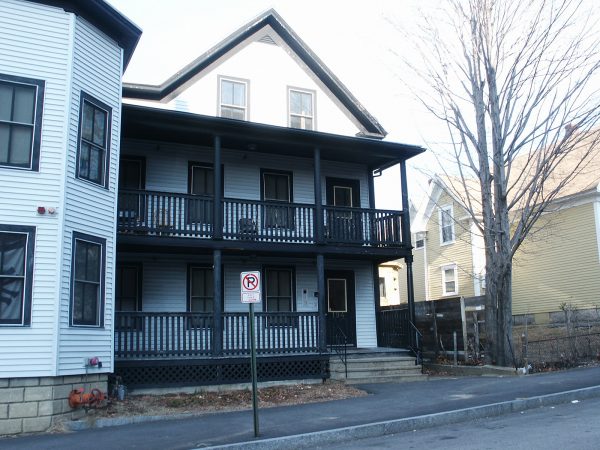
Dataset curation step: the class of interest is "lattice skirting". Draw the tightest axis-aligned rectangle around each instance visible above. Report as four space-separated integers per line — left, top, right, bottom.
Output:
115 355 329 389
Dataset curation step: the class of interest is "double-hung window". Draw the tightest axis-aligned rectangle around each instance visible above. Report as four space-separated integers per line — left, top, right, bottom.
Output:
289 88 314 130
219 77 248 120
262 170 294 228
439 205 455 244
442 264 458 296
0 225 35 326
0 73 44 171
70 232 105 327
264 267 295 327
188 266 214 313
76 92 111 187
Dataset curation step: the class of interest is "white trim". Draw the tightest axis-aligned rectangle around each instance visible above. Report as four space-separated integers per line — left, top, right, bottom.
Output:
441 263 458 296
594 196 600 265
327 278 347 312
439 204 455 245
218 75 249 120
287 86 316 130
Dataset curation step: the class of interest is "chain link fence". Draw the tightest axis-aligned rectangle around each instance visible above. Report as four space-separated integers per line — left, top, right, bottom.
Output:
516 332 600 371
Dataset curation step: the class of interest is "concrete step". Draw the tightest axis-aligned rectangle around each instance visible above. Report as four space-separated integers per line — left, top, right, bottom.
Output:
330 359 419 371
342 374 429 384
330 366 423 378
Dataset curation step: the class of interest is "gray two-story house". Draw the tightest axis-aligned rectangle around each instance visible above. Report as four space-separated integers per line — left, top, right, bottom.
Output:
114 10 424 388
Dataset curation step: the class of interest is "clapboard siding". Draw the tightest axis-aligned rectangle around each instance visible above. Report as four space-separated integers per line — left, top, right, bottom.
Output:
58 17 123 375
513 202 600 315
0 0 71 378
121 139 371 207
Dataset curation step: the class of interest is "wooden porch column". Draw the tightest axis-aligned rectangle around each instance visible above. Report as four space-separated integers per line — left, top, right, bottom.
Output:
368 167 376 209
213 135 223 240
399 160 416 328
213 249 223 356
317 253 327 352
313 147 324 244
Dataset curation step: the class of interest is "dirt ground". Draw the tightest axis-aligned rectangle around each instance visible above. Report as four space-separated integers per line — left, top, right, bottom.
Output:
85 381 366 419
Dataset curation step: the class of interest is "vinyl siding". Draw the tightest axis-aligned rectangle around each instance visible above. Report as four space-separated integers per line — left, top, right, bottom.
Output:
122 139 370 207
0 0 71 377
58 17 123 375
117 254 377 348
512 202 600 315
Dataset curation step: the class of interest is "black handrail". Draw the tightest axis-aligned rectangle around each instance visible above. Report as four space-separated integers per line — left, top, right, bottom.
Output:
409 321 423 366
328 324 348 378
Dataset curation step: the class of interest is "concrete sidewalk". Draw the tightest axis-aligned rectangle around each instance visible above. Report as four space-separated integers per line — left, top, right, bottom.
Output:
2 366 600 450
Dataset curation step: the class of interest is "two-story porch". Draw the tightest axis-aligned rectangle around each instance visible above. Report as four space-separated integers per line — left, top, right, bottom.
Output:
114 104 424 388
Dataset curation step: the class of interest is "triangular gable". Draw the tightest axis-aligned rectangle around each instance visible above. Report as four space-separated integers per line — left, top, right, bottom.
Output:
122 9 386 139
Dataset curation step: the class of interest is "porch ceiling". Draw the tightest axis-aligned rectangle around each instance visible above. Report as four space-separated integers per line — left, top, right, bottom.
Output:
122 104 424 171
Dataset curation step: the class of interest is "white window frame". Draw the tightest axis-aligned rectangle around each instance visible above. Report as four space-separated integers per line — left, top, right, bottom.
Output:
439 204 455 245
441 264 458 296
288 87 315 130
414 232 425 249
218 76 248 120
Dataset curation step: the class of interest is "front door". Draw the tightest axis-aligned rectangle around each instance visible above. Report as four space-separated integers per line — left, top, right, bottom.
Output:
326 270 356 346
325 178 362 243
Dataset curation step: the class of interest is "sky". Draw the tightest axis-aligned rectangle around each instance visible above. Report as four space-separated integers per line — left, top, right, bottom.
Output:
107 0 442 209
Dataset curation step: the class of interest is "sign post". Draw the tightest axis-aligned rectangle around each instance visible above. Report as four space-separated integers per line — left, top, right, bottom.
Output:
241 271 261 437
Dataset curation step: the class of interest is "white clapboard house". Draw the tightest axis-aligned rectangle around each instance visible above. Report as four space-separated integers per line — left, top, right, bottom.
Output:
115 9 424 388
0 0 140 433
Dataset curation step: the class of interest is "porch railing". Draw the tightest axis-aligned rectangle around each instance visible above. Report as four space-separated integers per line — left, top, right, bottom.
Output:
115 311 320 359
117 190 405 247
377 306 410 348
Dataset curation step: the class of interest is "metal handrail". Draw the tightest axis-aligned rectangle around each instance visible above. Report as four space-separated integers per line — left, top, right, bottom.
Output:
409 321 423 366
328 324 348 378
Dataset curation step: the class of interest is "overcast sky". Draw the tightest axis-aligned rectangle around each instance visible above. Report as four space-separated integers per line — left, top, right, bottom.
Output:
108 0 441 209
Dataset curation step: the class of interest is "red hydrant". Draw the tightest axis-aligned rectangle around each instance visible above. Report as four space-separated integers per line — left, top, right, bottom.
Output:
68 388 106 409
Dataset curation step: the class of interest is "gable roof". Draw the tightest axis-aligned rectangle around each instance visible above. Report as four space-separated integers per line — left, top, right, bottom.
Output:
121 9 387 139
32 0 141 70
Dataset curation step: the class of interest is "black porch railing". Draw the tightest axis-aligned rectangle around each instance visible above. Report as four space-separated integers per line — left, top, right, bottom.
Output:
118 190 406 248
115 311 320 359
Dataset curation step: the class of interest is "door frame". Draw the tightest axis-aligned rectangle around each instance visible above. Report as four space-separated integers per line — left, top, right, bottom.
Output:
325 270 356 346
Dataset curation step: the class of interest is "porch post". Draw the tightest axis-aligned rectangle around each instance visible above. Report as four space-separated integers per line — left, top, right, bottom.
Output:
400 160 416 334
368 167 376 209
213 135 223 240
373 262 382 347
317 253 326 352
213 249 223 356
313 147 324 244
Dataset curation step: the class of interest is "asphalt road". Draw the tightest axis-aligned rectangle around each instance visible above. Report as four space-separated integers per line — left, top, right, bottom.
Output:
321 396 600 450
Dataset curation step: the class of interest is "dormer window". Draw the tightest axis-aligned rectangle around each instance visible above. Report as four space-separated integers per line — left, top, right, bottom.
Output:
288 88 314 130
219 77 248 120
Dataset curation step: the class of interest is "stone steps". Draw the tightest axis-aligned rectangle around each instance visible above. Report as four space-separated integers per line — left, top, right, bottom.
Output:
329 349 427 383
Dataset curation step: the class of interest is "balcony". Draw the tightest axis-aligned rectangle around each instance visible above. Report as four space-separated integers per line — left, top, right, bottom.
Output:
117 189 406 247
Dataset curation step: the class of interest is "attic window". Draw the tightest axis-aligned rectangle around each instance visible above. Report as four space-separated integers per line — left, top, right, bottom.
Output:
289 88 315 130
219 76 248 121
258 34 277 46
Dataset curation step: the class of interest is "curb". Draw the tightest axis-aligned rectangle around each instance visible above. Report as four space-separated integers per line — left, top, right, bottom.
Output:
202 385 600 449
67 412 198 431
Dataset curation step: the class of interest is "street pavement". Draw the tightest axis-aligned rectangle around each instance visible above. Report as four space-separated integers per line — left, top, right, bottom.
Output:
1 366 600 449
320 394 600 449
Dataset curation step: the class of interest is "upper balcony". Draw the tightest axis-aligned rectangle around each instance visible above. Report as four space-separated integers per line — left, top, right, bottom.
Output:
118 189 406 248
118 104 425 258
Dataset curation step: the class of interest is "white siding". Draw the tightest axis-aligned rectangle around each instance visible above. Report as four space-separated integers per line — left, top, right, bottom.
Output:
122 140 371 207
125 39 361 136
0 0 72 378
58 17 123 375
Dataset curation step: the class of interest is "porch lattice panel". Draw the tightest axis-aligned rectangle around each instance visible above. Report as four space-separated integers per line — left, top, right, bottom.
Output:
116 356 328 389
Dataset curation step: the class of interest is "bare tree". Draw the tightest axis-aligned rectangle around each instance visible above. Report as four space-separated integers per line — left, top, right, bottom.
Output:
407 0 600 365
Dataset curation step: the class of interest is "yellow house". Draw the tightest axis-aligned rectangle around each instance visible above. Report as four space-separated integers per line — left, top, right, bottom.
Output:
396 132 600 324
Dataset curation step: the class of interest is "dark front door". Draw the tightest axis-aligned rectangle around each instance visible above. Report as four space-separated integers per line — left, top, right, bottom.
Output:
325 178 362 243
118 156 145 223
326 270 356 346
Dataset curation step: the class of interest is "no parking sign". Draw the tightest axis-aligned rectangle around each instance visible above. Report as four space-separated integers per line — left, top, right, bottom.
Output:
240 271 261 303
